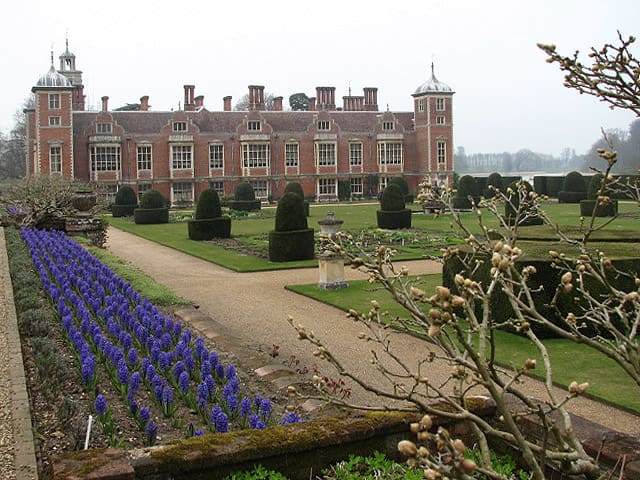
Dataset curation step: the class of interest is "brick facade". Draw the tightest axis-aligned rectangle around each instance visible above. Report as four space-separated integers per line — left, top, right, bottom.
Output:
26 46 455 205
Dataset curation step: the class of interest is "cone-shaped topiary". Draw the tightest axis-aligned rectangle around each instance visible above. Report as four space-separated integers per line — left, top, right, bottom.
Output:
235 182 256 201
388 176 412 203
269 192 314 262
195 188 222 219
112 185 138 217
284 181 309 216
377 183 411 229
452 175 478 209
134 189 169 224
228 182 261 211
558 171 587 203
485 172 503 198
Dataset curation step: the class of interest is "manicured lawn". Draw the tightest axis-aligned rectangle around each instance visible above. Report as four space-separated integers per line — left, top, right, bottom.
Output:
287 275 640 413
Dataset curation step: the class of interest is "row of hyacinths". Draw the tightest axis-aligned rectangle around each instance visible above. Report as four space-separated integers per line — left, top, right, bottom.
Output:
20 227 301 446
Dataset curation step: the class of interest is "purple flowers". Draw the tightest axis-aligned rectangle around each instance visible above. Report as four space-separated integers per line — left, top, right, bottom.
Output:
94 394 107 416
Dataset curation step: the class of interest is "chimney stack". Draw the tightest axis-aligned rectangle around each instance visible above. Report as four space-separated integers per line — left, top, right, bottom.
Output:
308 97 316 111
343 96 364 111
184 85 196 111
315 87 336 110
140 95 149 111
248 85 265 111
273 96 283 111
223 96 232 112
101 96 109 112
363 87 378 111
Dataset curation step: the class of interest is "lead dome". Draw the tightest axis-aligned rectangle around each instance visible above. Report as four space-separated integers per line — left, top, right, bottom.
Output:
36 65 72 88
414 64 453 95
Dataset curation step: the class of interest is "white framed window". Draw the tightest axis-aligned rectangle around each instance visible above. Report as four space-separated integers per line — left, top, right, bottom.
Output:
349 143 362 166
437 140 446 165
285 143 299 167
436 98 445 111
171 144 193 169
436 116 445 125
49 145 62 173
418 98 425 112
172 182 193 204
90 145 121 171
173 121 187 132
317 178 336 196
137 183 151 201
377 142 403 165
379 176 390 191
97 123 112 134
210 181 224 195
315 142 336 166
137 145 152 171
247 120 261 131
317 120 330 131
250 180 268 199
350 177 363 195
48 93 60 109
209 144 224 169
49 116 61 126
382 121 394 131
242 143 270 168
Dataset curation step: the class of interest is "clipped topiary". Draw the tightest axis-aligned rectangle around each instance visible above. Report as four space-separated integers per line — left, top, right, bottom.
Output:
268 192 315 262
188 188 231 240
284 181 310 216
111 185 138 217
376 183 412 229
485 172 503 198
134 189 169 224
452 175 478 210
558 171 587 203
580 173 618 217
505 180 543 226
228 182 261 211
388 176 413 203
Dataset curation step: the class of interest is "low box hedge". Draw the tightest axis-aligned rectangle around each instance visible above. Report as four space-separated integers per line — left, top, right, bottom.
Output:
579 199 618 217
187 217 232 240
134 208 169 224
557 191 588 203
268 228 315 262
443 249 640 338
376 209 412 229
228 200 262 212
111 204 137 217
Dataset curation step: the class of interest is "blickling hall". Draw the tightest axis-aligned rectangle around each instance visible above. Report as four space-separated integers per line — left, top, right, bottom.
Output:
25 42 455 205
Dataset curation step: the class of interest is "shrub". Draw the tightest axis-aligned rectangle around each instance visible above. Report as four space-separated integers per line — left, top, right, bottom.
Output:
135 189 169 224
587 173 603 200
235 182 256 201
195 188 222 219
268 192 314 262
140 189 167 209
453 175 479 209
285 182 310 216
112 186 138 217
485 172 503 197
505 181 543 226
380 183 405 211
563 170 587 193
275 192 308 232
557 190 588 203
377 183 411 229
580 198 618 217
229 182 261 211
188 217 231 240
337 180 351 201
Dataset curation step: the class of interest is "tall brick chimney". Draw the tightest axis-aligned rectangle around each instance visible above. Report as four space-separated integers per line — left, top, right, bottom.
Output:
248 85 265 111
308 97 316 111
101 96 109 112
223 96 232 112
363 87 378 111
184 85 195 111
273 96 283 111
140 96 149 111
343 96 364 111
316 87 336 110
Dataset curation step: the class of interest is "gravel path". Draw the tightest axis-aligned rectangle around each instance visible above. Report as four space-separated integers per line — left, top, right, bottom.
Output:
106 226 640 435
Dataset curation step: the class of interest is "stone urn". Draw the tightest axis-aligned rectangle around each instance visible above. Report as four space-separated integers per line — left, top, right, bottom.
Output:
72 189 97 212
317 211 343 240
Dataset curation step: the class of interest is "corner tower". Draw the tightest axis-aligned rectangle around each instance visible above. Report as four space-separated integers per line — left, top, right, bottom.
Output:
412 63 455 185
58 39 85 111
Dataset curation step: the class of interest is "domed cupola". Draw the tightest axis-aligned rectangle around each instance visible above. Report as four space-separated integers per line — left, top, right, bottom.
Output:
36 64 72 88
413 63 454 96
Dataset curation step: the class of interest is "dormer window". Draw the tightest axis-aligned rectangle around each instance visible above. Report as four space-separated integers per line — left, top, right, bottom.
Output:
247 121 261 131
436 98 445 111
173 121 187 132
382 121 394 131
317 120 330 131
97 123 112 134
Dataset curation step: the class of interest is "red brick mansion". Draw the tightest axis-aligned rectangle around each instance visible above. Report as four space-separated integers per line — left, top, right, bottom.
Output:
25 43 454 205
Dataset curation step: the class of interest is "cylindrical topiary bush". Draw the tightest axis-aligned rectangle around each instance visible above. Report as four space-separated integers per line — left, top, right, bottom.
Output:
388 176 413 204
452 175 478 210
228 182 261 211
505 181 543 226
558 171 587 203
268 192 315 262
579 173 618 217
188 188 231 240
484 172 503 198
111 185 138 217
284 181 310 216
376 183 412 229
134 189 169 224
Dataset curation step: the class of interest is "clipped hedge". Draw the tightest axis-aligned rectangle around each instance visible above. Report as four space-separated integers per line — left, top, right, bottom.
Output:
268 229 315 262
579 199 618 217
133 207 169 224
443 249 640 338
112 204 137 217
557 191 588 203
228 199 261 212
534 176 564 197
484 172 503 198
187 217 231 240
285 182 310 216
112 186 138 217
376 210 412 229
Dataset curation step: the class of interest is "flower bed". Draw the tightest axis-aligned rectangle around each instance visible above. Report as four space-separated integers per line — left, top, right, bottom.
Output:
20 227 302 447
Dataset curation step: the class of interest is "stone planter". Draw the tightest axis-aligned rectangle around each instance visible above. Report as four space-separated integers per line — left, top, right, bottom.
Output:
72 190 97 212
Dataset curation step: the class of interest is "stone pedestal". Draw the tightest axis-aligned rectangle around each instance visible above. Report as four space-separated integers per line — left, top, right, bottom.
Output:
65 216 105 246
317 211 343 239
318 251 347 290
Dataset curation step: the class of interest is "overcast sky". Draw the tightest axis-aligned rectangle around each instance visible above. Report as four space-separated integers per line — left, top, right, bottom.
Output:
2 0 638 156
